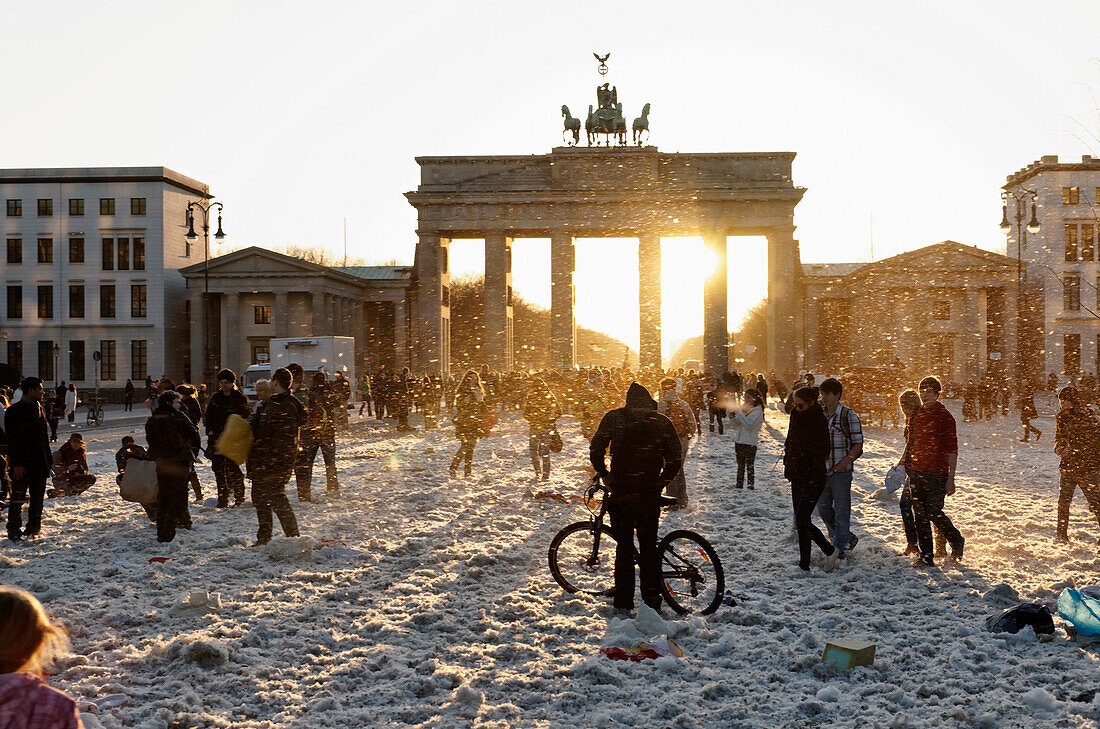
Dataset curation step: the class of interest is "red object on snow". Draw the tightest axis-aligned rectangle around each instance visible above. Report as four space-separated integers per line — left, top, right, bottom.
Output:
599 646 662 662
147 557 176 564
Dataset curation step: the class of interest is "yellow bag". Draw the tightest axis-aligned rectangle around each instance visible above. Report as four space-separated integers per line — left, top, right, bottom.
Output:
215 413 253 466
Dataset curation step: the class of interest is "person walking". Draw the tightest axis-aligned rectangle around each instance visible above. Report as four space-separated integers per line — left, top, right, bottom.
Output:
357 373 373 418
124 379 135 412
523 376 561 480
732 388 764 489
145 390 200 542
1020 382 1042 442
657 377 696 509
247 367 302 545
896 389 924 555
900 376 964 566
295 372 341 500
814 378 864 559
784 386 838 572
5 378 52 541
63 383 77 425
0 390 9 502
44 388 62 443
450 370 484 477
177 384 204 501
204 369 250 508
1053 385 1100 545
333 371 352 431
589 382 683 612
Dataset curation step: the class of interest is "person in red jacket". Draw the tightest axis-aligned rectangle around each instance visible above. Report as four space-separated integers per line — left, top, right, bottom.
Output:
900 376 965 566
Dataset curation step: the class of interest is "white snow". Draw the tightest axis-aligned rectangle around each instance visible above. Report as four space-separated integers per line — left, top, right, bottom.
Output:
4 396 1100 727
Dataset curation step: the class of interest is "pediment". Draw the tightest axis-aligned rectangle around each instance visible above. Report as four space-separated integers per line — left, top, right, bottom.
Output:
181 246 329 277
854 242 1013 279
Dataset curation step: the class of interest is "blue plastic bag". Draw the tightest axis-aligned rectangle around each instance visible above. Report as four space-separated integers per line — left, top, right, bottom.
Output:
1057 588 1100 637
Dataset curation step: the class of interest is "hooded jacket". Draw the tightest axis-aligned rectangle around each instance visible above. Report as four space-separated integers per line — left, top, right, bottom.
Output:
590 382 682 499
783 402 829 483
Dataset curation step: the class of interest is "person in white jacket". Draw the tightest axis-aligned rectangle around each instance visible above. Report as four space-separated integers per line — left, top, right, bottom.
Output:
732 388 765 489
64 384 78 424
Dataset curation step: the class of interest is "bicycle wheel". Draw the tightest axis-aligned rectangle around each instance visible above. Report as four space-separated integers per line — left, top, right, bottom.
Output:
548 521 618 597
658 529 724 615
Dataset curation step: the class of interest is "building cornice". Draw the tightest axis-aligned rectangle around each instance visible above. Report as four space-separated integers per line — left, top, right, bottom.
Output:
0 167 211 198
1004 155 1100 189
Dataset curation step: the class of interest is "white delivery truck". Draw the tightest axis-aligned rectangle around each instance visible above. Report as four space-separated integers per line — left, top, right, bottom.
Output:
241 336 356 400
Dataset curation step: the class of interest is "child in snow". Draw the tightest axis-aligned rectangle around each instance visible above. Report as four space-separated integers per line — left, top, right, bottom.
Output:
0 586 83 728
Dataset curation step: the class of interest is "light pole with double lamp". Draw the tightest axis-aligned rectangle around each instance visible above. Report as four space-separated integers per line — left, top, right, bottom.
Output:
185 201 225 385
1000 189 1039 390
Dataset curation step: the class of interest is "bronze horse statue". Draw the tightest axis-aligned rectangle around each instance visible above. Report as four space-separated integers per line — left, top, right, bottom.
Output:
561 105 581 146
632 103 651 146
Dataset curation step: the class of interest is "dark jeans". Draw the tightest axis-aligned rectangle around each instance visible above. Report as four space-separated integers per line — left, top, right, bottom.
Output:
47 418 59 442
908 470 963 560
253 477 299 542
210 453 245 506
709 409 725 434
735 443 757 487
451 437 477 474
124 395 133 411
1057 470 1100 539
608 499 661 610
8 471 47 538
155 460 191 542
295 441 339 499
791 479 834 570
529 429 552 478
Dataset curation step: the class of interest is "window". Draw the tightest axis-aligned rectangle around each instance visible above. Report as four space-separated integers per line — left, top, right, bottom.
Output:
36 199 52 216
254 305 271 324
6 286 21 318
131 284 147 318
133 237 145 270
5 199 21 217
37 238 53 264
1065 224 1078 262
1082 224 1096 262
6 238 21 264
117 237 129 270
131 340 147 381
68 237 84 264
1063 187 1080 205
1064 275 1081 312
99 198 115 215
38 341 54 381
932 300 951 320
130 197 146 216
6 342 22 376
68 198 84 216
100 340 116 381
37 286 53 318
68 284 84 318
1065 333 1081 375
69 341 84 381
101 238 114 270
100 284 115 318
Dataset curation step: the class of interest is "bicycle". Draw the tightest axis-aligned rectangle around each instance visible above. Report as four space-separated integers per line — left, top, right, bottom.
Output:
547 477 725 615
85 396 105 427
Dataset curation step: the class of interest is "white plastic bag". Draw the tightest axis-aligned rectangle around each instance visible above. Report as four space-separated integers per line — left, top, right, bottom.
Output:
883 464 906 495
119 460 158 504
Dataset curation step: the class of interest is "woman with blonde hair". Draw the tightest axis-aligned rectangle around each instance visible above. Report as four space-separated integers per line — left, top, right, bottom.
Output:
450 370 484 477
0 586 83 728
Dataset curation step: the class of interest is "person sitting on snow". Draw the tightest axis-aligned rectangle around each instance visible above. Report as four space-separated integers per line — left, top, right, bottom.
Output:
49 433 96 497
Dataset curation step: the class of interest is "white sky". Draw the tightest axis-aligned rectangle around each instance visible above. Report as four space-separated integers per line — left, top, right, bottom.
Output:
3 0 1100 359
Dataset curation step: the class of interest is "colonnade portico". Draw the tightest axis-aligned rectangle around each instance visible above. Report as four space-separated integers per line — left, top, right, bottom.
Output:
407 147 806 377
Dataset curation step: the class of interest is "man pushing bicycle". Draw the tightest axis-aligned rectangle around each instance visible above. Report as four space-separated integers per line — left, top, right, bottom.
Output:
589 382 683 612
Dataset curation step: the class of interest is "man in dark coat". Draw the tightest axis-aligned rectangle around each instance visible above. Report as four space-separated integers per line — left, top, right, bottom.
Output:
145 390 200 542
204 369 250 507
590 382 683 612
247 367 302 545
294 372 340 500
5 378 52 541
784 385 838 572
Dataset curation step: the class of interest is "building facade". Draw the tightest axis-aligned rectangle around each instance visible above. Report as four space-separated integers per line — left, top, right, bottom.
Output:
0 167 211 391
1004 155 1100 380
802 241 1019 384
179 247 414 379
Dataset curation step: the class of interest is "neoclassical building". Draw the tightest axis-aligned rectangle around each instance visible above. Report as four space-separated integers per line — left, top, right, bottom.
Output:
802 241 1019 383
179 247 414 380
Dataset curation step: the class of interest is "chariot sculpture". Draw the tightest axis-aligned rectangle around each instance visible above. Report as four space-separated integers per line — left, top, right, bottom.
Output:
560 53 651 147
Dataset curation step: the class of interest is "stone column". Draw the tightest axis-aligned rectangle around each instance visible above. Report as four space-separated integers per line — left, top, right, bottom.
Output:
484 233 514 371
550 232 575 369
395 298 409 370
415 233 449 375
311 292 326 336
225 292 240 375
638 234 662 370
702 232 728 374
274 292 289 338
766 229 802 376
189 292 204 382
1005 283 1019 384
352 300 364 369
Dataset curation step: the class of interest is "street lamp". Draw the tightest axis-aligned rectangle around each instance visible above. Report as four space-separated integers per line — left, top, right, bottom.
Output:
1000 188 1039 391
52 343 60 386
186 201 225 384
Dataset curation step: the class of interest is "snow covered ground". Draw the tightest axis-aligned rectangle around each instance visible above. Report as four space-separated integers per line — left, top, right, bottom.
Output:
5 395 1100 728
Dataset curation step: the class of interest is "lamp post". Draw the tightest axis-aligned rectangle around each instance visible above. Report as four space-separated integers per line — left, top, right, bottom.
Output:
1000 189 1040 390
52 343 60 386
185 201 225 385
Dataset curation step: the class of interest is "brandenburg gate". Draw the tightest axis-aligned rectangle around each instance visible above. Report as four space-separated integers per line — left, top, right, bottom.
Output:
405 145 806 376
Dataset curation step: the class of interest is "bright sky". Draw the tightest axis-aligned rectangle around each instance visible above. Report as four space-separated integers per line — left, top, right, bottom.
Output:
4 1 1100 361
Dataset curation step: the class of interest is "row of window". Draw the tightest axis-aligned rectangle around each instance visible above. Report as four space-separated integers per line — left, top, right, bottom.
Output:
1062 334 1100 378
5 198 145 217
4 339 146 381
1064 224 1097 262
5 284 146 319
6 237 145 269
1062 274 1100 312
